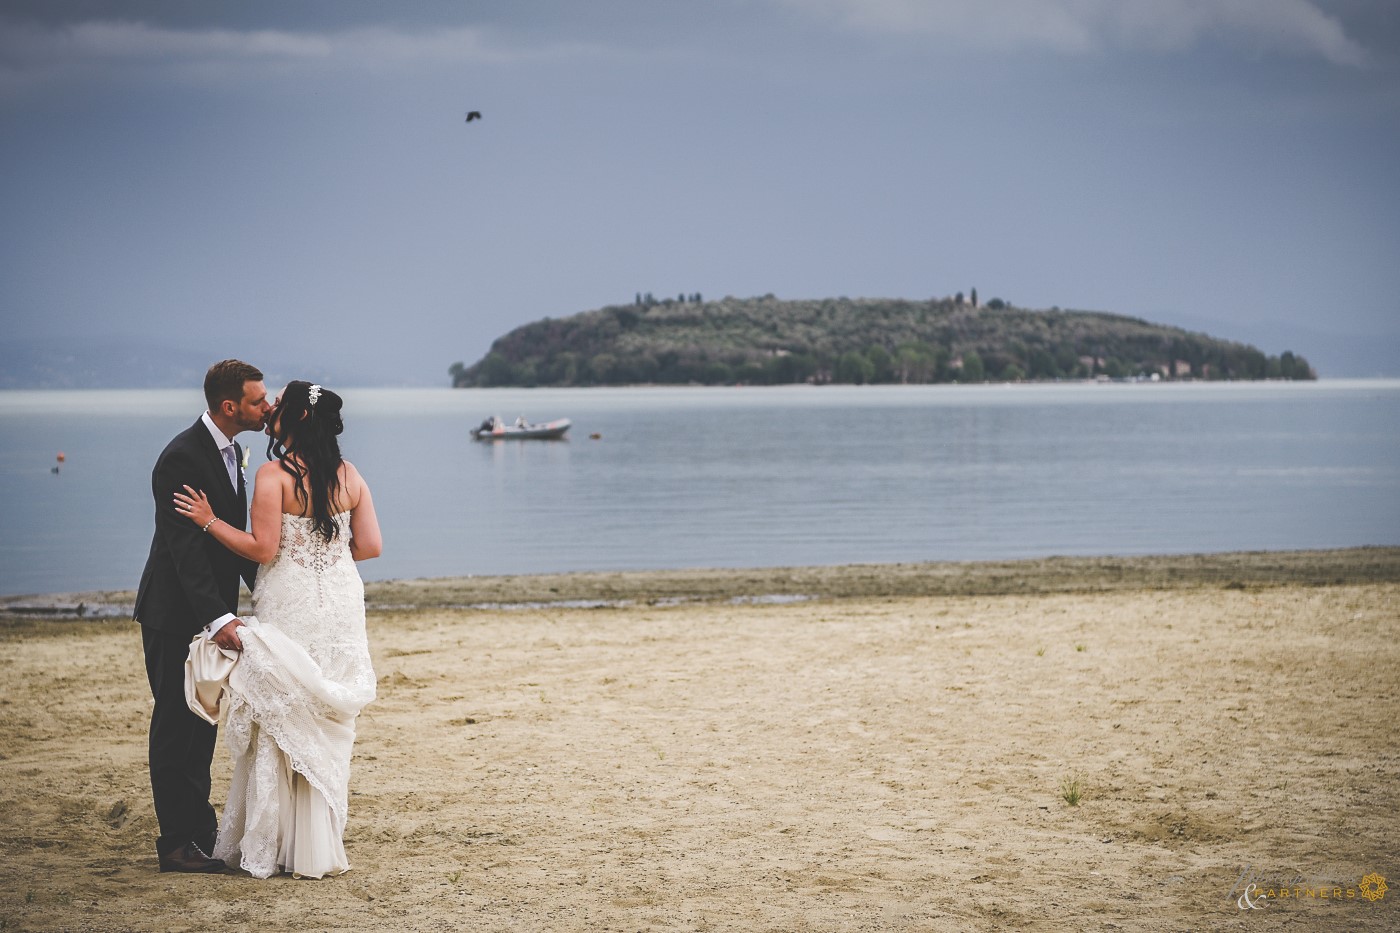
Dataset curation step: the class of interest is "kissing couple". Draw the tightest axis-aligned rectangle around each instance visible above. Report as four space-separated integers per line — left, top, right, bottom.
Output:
134 359 383 878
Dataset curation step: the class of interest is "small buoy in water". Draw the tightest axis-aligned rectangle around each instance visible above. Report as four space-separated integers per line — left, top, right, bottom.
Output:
589 433 602 440
56 451 66 463
51 466 60 474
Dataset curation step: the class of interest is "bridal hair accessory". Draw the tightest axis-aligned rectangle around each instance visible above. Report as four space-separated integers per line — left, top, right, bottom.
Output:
308 384 322 408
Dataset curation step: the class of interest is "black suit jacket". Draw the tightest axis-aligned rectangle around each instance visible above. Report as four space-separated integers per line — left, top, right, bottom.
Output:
134 419 258 636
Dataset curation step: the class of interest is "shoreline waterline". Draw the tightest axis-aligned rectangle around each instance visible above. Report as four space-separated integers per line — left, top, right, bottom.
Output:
4 545 1397 621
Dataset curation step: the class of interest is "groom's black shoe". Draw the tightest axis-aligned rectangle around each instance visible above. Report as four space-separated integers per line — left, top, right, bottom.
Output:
159 841 226 873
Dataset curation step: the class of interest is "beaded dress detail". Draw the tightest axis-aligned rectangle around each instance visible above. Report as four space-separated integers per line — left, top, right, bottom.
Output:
213 511 375 879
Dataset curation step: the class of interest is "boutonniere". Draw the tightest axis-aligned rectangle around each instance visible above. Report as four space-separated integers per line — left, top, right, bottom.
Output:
240 447 250 472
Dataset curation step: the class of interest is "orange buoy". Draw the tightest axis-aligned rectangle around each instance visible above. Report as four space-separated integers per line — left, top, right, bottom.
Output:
56 451 66 463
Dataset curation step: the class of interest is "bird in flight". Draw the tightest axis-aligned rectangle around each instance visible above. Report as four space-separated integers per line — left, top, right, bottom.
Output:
465 111 482 122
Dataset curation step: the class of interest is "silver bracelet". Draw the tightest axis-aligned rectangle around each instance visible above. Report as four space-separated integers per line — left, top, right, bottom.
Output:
202 517 219 533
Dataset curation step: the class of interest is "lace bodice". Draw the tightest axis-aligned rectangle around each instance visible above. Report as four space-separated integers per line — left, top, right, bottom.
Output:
250 512 368 674
274 510 352 573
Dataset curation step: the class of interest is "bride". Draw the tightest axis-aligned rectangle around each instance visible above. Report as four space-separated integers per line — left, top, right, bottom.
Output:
174 381 381 879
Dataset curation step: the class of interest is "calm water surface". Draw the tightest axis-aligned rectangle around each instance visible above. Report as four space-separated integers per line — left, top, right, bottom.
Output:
1 382 1397 595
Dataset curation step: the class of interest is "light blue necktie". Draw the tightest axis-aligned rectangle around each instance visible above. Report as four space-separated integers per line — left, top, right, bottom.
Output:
222 445 239 489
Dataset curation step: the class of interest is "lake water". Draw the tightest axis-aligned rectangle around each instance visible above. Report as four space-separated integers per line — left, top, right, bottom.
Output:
1 382 1397 596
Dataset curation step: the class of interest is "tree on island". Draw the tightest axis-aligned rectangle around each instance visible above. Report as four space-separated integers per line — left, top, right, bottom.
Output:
959 351 985 382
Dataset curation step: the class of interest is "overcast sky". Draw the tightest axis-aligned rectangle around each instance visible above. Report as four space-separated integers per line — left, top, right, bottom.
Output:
2 0 1397 383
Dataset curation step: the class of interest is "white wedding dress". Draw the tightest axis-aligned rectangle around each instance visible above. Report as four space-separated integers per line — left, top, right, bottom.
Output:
213 511 376 879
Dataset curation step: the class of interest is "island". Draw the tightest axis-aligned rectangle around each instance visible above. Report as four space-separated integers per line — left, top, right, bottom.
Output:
449 293 1316 387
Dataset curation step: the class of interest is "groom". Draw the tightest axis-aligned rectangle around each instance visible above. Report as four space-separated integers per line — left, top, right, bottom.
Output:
134 359 269 873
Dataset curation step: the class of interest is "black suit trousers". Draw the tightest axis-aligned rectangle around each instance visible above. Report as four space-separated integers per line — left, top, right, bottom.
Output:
142 624 218 857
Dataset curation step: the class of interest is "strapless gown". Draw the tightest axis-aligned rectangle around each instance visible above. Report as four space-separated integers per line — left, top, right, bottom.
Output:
212 511 376 879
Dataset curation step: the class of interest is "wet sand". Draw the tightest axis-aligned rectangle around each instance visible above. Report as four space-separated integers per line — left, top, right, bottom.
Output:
2 549 1397 931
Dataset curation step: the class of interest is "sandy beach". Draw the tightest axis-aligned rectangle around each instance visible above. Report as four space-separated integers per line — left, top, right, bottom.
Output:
2 548 1397 932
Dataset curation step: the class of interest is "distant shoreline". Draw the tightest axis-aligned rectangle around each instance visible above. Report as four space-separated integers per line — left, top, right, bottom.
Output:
24 374 1396 392
4 546 1396 621
3 377 1399 394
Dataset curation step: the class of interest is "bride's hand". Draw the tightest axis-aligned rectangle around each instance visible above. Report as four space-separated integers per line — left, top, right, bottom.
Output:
174 486 215 528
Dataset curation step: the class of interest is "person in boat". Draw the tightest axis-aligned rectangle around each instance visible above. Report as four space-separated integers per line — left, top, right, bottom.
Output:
515 415 530 428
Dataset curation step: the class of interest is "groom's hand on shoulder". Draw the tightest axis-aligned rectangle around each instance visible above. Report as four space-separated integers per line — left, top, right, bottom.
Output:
213 618 245 652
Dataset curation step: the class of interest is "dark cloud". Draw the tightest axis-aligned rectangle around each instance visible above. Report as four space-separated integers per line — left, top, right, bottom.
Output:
0 0 736 37
777 0 1374 65
1318 0 1400 57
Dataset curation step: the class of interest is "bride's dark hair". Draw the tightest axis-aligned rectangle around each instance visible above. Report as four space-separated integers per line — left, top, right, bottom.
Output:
266 380 346 541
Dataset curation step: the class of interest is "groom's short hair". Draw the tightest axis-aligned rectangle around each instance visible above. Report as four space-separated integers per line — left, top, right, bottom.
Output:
204 359 264 409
